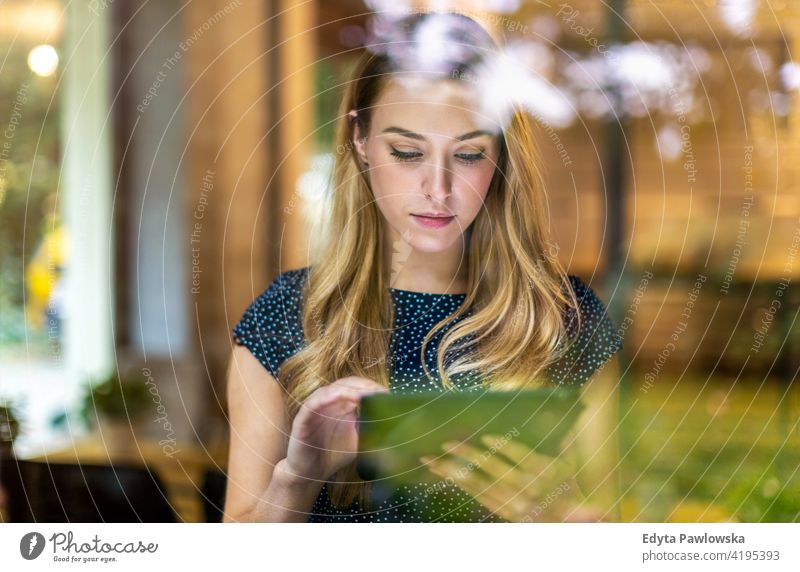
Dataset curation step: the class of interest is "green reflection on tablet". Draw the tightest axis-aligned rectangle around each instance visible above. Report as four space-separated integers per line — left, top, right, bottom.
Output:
356 386 585 484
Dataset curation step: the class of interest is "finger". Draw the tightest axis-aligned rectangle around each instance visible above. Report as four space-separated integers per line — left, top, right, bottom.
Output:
326 381 390 411
480 433 511 450
436 442 504 486
474 434 550 492
304 381 385 411
308 387 366 409
440 440 486 468
423 454 530 520
490 436 543 469
478 436 555 487
422 454 498 495
420 454 463 482
333 376 390 393
491 437 560 480
300 391 364 427
294 401 358 438
442 439 529 490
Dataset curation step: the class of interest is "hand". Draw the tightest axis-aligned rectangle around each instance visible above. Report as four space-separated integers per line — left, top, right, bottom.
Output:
420 433 604 522
284 376 388 483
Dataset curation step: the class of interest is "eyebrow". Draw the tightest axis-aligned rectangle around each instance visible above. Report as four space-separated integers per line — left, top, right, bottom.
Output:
381 126 494 141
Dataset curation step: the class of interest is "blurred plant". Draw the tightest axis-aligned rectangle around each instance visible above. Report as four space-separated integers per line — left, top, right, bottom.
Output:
721 467 800 523
0 400 20 444
79 373 152 427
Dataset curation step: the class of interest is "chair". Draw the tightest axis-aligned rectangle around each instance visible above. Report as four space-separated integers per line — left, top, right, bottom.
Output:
0 456 177 522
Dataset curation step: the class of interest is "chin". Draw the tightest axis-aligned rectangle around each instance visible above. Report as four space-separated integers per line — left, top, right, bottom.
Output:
406 232 464 254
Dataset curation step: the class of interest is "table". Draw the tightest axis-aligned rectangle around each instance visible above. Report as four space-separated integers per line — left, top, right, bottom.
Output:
21 432 228 522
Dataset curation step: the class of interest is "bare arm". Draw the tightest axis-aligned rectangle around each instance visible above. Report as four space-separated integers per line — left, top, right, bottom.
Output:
222 346 322 522
223 346 388 522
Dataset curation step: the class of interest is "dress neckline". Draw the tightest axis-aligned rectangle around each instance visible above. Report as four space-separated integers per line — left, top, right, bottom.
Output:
388 286 467 297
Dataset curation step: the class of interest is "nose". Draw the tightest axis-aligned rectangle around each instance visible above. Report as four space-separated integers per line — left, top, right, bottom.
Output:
424 159 452 201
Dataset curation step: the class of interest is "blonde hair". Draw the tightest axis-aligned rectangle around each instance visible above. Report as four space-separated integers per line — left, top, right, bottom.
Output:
278 12 580 510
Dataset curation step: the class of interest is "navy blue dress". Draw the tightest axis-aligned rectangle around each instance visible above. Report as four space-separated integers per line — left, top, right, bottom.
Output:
232 267 622 522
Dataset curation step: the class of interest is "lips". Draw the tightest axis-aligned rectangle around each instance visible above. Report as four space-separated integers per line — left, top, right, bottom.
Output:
411 213 455 229
413 212 453 218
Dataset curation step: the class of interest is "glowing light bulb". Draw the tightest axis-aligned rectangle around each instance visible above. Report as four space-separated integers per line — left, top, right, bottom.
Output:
28 44 59 77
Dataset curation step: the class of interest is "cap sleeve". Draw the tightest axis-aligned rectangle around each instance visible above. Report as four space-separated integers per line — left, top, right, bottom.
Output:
544 275 623 387
231 267 309 380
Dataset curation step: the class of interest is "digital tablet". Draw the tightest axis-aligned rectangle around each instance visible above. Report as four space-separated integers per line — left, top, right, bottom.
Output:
356 386 585 484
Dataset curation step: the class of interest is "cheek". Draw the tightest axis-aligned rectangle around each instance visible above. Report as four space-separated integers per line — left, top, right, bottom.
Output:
368 162 418 207
456 166 495 212
367 166 414 229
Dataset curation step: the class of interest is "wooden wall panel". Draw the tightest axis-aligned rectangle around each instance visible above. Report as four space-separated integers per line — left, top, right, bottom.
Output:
183 0 273 399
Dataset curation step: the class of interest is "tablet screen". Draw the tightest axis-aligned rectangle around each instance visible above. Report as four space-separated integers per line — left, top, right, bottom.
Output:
356 386 585 484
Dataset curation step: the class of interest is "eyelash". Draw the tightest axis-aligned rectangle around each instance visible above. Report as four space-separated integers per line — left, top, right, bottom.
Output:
389 147 485 165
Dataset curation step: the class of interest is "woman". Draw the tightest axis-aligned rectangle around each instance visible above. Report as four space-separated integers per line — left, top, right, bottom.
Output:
223 11 622 523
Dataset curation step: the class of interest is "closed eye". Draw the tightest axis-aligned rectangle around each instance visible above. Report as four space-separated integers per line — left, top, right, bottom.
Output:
455 152 485 165
389 147 423 162
390 147 486 165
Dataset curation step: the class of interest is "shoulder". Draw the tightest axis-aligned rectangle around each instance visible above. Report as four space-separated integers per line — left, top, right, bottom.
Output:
544 274 623 387
251 266 309 311
564 274 615 329
263 266 310 298
230 267 310 378
237 267 309 331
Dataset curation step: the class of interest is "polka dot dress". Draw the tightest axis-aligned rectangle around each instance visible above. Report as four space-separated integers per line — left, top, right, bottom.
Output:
231 267 622 522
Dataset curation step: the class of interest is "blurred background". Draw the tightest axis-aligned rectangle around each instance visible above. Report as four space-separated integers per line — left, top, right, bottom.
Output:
0 0 798 522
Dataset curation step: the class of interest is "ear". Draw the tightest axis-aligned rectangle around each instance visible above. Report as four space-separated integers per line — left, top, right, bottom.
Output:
351 116 369 168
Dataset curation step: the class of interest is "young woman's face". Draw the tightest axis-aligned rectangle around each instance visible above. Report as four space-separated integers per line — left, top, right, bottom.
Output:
354 78 502 254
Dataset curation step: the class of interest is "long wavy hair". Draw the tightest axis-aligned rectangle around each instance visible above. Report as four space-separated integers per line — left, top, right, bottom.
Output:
278 12 580 509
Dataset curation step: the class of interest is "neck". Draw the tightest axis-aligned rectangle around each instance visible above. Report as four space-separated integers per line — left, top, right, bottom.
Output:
383 225 468 294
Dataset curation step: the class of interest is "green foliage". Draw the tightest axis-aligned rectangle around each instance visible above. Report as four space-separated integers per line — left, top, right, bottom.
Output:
618 377 800 522
0 400 20 443
721 466 800 523
79 372 152 424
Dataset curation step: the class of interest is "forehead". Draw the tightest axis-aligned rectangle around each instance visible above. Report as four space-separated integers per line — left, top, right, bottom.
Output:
369 77 501 136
